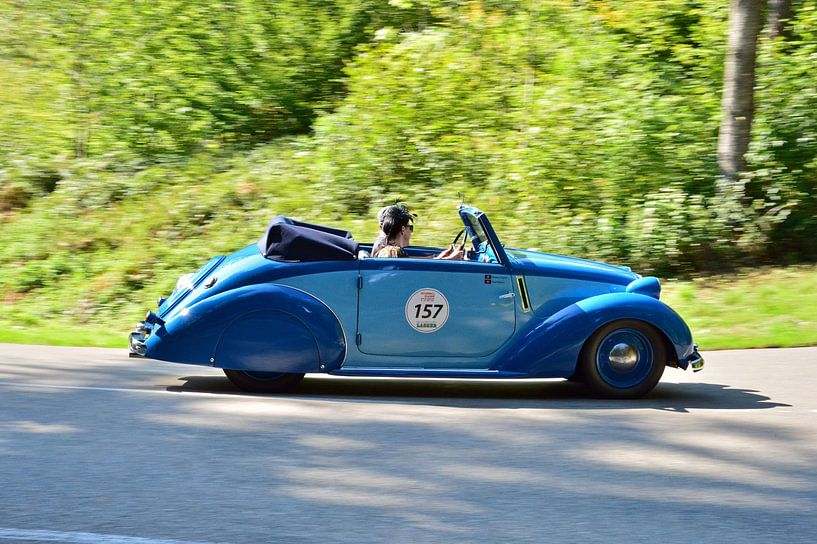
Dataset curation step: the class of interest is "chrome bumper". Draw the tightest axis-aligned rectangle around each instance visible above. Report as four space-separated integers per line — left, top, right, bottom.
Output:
128 312 161 358
129 334 146 357
687 345 704 372
128 324 148 358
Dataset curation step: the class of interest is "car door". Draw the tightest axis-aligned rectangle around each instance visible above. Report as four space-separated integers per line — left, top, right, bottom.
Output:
356 258 516 360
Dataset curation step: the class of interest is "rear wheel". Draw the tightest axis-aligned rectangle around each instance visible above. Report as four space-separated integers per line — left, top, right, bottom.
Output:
223 369 305 393
579 319 666 399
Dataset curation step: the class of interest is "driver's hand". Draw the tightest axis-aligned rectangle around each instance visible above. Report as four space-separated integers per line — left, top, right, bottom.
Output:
448 247 464 260
435 245 453 259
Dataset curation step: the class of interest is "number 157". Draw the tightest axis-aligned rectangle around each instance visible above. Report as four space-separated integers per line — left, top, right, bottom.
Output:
414 304 443 319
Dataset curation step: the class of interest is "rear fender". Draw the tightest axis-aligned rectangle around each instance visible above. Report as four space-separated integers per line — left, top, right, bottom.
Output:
145 284 346 372
494 292 694 377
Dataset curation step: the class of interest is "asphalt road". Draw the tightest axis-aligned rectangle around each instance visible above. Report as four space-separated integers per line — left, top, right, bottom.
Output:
0 344 815 544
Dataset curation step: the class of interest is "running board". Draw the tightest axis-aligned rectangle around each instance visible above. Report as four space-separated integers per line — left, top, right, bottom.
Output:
329 368 528 379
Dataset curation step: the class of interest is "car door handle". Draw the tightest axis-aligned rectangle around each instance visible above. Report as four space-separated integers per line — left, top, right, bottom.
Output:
499 293 515 300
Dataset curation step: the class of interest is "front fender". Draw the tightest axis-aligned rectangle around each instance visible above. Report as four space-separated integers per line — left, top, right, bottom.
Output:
494 292 694 377
144 284 346 372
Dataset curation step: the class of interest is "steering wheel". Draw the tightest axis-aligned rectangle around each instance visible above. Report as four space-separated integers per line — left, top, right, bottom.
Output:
448 229 473 260
451 229 466 248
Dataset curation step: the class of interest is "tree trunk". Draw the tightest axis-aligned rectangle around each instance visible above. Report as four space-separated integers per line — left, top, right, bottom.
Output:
768 0 793 39
717 0 764 183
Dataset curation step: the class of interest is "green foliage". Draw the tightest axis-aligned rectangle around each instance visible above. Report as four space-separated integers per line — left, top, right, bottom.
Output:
750 2 817 260
1 0 817 339
0 0 438 161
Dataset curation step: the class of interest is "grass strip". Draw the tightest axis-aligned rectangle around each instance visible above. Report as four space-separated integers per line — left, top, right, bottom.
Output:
662 265 817 350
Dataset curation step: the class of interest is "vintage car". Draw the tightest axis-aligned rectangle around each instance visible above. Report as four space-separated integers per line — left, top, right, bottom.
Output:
129 204 703 398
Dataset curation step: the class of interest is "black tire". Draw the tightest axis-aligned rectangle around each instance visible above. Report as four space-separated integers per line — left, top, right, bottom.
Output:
578 319 666 399
223 369 305 393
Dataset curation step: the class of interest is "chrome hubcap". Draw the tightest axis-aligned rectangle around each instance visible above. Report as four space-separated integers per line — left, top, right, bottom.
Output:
608 343 638 371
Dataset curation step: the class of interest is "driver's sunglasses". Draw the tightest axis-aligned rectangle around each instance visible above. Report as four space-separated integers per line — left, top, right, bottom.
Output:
407 224 414 232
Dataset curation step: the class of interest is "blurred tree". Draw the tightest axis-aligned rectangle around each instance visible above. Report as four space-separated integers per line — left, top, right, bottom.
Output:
767 0 793 38
717 0 763 183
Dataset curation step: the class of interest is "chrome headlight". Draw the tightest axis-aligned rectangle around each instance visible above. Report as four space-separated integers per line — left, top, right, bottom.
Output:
174 272 195 293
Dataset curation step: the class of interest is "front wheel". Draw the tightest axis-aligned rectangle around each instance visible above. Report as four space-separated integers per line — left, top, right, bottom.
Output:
223 369 305 393
579 320 666 399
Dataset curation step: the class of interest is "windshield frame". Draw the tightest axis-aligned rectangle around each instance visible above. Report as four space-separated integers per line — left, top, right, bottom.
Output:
458 205 510 267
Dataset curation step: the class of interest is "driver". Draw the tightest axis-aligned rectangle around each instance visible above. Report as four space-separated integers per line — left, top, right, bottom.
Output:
374 204 463 260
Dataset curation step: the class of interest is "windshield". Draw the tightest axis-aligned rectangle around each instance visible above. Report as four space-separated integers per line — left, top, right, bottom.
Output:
462 211 487 247
461 209 499 264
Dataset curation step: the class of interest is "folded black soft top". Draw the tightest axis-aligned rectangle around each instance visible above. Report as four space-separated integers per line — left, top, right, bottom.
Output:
257 216 359 262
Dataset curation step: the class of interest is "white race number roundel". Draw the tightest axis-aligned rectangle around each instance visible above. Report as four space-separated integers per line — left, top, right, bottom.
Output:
405 288 450 333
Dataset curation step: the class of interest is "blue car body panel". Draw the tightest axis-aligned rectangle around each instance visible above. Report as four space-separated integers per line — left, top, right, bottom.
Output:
506 248 638 284
134 205 701 382
492 292 693 377
146 283 346 372
357 259 515 358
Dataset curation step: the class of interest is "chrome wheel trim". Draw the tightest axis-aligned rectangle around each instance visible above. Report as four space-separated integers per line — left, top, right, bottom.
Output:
608 343 639 371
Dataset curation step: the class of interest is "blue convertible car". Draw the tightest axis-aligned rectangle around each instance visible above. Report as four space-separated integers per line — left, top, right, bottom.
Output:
130 204 703 398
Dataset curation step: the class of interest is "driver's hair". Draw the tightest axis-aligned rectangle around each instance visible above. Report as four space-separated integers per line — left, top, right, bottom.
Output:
380 204 414 242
